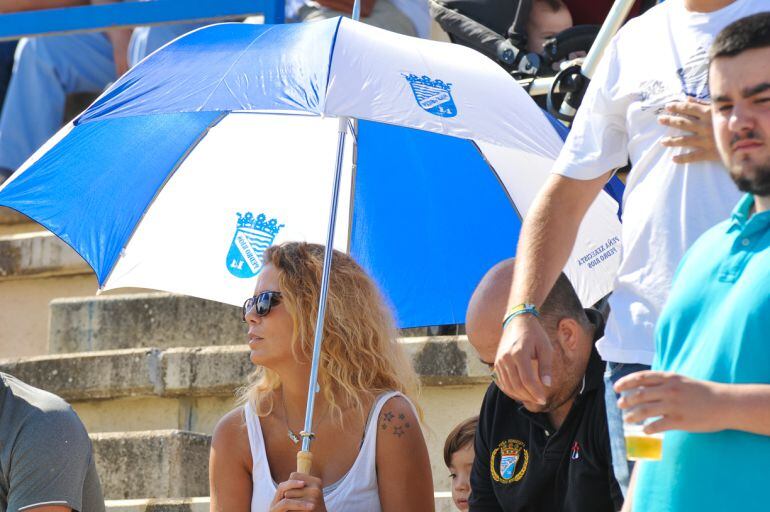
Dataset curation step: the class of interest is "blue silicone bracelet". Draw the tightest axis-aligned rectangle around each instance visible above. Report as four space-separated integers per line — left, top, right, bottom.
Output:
502 305 540 330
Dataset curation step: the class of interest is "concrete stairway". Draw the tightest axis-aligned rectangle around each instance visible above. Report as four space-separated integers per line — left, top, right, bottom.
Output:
0 208 92 357
0 207 147 358
0 290 488 511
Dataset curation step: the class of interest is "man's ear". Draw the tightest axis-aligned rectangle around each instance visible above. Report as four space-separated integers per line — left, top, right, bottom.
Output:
555 317 581 353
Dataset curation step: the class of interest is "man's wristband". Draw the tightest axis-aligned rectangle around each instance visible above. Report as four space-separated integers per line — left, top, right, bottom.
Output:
502 303 540 330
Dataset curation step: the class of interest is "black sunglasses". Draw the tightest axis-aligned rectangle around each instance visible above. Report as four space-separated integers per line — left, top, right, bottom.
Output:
242 291 282 322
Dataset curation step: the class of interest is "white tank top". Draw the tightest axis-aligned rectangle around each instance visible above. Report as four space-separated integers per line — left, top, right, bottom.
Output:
244 391 405 512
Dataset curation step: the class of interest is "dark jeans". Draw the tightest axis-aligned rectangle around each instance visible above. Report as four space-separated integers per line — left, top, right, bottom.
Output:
0 41 17 112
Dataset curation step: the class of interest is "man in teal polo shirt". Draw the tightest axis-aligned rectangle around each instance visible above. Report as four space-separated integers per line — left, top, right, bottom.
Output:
613 12 770 511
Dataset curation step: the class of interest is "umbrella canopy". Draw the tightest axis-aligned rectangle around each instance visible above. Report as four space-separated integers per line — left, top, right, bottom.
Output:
0 17 622 328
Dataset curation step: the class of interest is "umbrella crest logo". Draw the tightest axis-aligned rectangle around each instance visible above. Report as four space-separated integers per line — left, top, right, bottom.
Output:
404 74 457 118
226 212 284 279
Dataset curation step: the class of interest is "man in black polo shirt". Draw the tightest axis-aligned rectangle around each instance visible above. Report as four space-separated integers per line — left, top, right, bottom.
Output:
465 258 622 512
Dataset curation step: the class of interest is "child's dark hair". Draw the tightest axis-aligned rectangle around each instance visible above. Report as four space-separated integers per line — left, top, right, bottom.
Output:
443 416 479 467
535 0 566 12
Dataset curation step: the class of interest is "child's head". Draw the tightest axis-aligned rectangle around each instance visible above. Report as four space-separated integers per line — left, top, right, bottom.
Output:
443 416 479 511
526 0 573 54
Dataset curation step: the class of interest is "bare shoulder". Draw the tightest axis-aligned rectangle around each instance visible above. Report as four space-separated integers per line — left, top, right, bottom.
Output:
214 407 248 437
375 395 434 512
212 407 251 464
377 394 420 442
210 407 254 511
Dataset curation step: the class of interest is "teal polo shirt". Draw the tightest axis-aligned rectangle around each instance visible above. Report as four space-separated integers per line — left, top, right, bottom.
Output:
634 194 770 511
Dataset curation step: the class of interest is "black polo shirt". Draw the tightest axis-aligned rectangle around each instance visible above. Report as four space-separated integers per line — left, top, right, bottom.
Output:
469 310 623 512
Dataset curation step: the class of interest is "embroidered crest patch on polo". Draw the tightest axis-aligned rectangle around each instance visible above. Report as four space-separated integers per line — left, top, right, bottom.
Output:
490 439 528 484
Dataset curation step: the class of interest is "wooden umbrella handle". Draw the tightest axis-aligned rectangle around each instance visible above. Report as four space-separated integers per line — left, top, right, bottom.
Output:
297 450 313 474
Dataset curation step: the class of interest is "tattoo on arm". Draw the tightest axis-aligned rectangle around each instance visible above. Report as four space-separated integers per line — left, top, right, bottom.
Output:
380 408 412 438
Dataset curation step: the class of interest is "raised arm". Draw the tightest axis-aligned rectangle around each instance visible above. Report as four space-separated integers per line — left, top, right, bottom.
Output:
495 171 611 404
209 408 253 512
376 395 435 512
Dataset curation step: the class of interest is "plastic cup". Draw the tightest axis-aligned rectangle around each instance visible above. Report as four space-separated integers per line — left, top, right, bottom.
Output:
623 422 663 461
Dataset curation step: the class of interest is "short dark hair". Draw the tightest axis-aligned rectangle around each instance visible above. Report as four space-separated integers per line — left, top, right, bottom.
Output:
710 12 770 62
540 272 590 331
444 416 479 467
534 0 565 12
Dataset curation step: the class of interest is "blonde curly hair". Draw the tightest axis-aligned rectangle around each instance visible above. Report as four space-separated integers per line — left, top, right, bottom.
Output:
238 242 421 426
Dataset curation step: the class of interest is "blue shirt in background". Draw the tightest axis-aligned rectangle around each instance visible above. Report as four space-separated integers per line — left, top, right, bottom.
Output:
634 193 770 511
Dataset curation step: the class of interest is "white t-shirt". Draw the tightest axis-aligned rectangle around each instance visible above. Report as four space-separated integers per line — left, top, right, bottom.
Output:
552 0 767 365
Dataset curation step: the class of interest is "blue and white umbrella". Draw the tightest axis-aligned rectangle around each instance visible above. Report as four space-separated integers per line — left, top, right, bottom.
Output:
0 17 622 458
0 18 622 322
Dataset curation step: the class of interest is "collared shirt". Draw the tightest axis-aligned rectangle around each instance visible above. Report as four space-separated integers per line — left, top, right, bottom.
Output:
635 194 770 511
470 310 622 512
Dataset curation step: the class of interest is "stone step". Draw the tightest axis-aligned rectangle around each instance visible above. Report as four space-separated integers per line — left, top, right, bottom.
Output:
0 207 40 236
0 346 252 402
0 233 152 358
0 230 89 281
0 341 488 403
0 273 98 358
0 344 488 499
99 440 455 509
105 494 455 511
49 293 469 355
0 207 30 225
50 293 244 354
92 430 209 500
0 230 95 358
105 498 209 512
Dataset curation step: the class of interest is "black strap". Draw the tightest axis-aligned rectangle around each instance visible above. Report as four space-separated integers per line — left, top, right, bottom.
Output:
506 0 532 48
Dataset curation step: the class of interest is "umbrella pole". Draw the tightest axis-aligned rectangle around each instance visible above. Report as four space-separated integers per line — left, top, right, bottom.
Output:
297 116 349 474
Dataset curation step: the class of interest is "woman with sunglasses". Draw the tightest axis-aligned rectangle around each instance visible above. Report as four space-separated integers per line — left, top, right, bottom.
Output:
209 242 434 512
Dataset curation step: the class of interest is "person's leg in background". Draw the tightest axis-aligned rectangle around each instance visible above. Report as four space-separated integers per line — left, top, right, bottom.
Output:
0 41 18 112
0 33 115 176
128 23 205 67
603 361 650 498
0 40 17 184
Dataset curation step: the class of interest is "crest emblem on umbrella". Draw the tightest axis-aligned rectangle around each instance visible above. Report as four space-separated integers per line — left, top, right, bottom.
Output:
226 212 284 278
404 74 457 118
